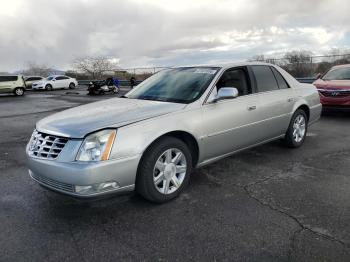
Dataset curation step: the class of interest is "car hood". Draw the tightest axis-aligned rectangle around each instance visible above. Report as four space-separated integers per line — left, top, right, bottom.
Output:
36 98 186 138
313 79 350 90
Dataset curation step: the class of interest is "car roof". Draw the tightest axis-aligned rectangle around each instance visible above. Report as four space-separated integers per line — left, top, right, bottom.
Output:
175 61 275 70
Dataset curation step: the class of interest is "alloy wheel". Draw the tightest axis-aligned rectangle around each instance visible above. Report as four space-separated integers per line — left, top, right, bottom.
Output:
293 115 306 143
153 148 187 195
15 88 24 96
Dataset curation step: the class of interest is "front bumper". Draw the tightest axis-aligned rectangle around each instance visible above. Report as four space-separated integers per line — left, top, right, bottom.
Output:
27 153 141 198
32 85 45 90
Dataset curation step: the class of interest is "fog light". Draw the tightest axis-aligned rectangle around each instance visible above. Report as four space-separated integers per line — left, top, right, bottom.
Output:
97 181 119 191
75 185 93 194
75 181 119 195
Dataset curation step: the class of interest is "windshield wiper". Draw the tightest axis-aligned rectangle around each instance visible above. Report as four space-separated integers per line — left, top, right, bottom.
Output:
137 96 168 102
131 95 187 104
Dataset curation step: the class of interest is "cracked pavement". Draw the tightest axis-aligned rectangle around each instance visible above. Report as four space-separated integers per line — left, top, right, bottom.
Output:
0 88 349 261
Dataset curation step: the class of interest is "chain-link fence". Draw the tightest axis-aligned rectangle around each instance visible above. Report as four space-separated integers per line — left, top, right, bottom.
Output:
68 53 350 84
254 54 350 78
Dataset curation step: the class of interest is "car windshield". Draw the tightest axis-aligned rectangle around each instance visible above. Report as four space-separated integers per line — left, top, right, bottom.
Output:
322 67 350 80
125 67 219 104
46 76 54 80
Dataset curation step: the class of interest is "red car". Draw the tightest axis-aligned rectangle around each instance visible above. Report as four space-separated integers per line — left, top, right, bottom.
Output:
313 64 350 108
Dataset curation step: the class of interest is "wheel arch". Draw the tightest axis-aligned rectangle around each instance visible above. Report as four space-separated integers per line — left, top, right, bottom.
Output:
141 130 200 168
295 104 310 120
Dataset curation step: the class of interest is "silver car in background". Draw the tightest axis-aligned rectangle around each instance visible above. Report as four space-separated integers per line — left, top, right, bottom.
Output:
26 62 322 203
24 76 44 89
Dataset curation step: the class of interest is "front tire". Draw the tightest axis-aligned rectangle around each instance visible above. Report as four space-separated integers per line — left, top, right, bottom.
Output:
69 83 75 89
136 136 192 203
13 87 24 96
284 109 308 148
45 84 53 91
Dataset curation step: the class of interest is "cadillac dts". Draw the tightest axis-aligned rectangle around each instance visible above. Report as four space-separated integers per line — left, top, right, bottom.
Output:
26 62 322 203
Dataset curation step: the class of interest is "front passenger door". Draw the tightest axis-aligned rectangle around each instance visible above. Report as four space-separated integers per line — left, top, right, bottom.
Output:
200 67 262 161
54 76 65 88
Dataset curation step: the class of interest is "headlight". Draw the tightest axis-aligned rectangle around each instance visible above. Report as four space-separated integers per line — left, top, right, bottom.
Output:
76 129 116 161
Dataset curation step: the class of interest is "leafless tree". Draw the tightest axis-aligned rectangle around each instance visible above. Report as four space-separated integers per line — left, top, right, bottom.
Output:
73 56 117 79
21 62 52 76
283 50 314 77
250 54 265 62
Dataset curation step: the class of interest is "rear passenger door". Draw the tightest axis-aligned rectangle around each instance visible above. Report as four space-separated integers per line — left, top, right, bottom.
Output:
249 65 296 140
61 76 70 88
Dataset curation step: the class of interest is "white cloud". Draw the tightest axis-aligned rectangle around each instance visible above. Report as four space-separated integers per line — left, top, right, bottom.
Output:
0 0 349 71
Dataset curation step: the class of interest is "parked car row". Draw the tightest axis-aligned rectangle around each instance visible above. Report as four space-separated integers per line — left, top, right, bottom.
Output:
0 74 78 96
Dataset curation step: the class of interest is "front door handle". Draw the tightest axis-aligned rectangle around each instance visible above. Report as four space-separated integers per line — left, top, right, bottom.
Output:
287 97 294 102
248 105 257 111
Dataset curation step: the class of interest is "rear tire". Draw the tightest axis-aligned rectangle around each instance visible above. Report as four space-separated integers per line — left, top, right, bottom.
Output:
136 136 192 203
13 87 24 96
69 83 75 89
45 84 52 91
284 109 308 148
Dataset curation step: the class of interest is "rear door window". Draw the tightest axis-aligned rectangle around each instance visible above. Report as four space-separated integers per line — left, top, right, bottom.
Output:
271 67 289 89
0 76 18 82
251 66 279 93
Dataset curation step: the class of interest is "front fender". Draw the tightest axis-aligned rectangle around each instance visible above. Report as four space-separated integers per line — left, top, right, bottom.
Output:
109 109 202 161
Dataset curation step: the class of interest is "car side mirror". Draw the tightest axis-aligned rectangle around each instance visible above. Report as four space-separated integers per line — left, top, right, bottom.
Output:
52 79 56 81
315 73 322 80
212 87 239 103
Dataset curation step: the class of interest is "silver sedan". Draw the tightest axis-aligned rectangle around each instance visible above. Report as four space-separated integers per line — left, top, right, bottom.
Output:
26 62 322 203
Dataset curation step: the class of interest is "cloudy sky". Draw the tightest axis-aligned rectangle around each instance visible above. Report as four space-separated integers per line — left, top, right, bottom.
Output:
0 0 350 71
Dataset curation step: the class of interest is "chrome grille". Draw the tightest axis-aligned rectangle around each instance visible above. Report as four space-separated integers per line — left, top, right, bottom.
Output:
28 130 68 159
318 89 350 97
30 172 74 192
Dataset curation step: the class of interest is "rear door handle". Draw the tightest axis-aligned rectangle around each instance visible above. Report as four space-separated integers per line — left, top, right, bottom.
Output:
287 97 294 102
247 105 257 111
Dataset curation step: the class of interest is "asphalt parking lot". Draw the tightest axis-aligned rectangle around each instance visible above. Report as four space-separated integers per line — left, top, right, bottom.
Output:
0 86 349 261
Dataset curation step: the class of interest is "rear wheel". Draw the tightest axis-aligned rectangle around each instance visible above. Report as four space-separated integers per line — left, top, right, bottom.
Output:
69 83 75 89
284 109 308 148
13 87 24 96
136 136 192 203
45 84 52 91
